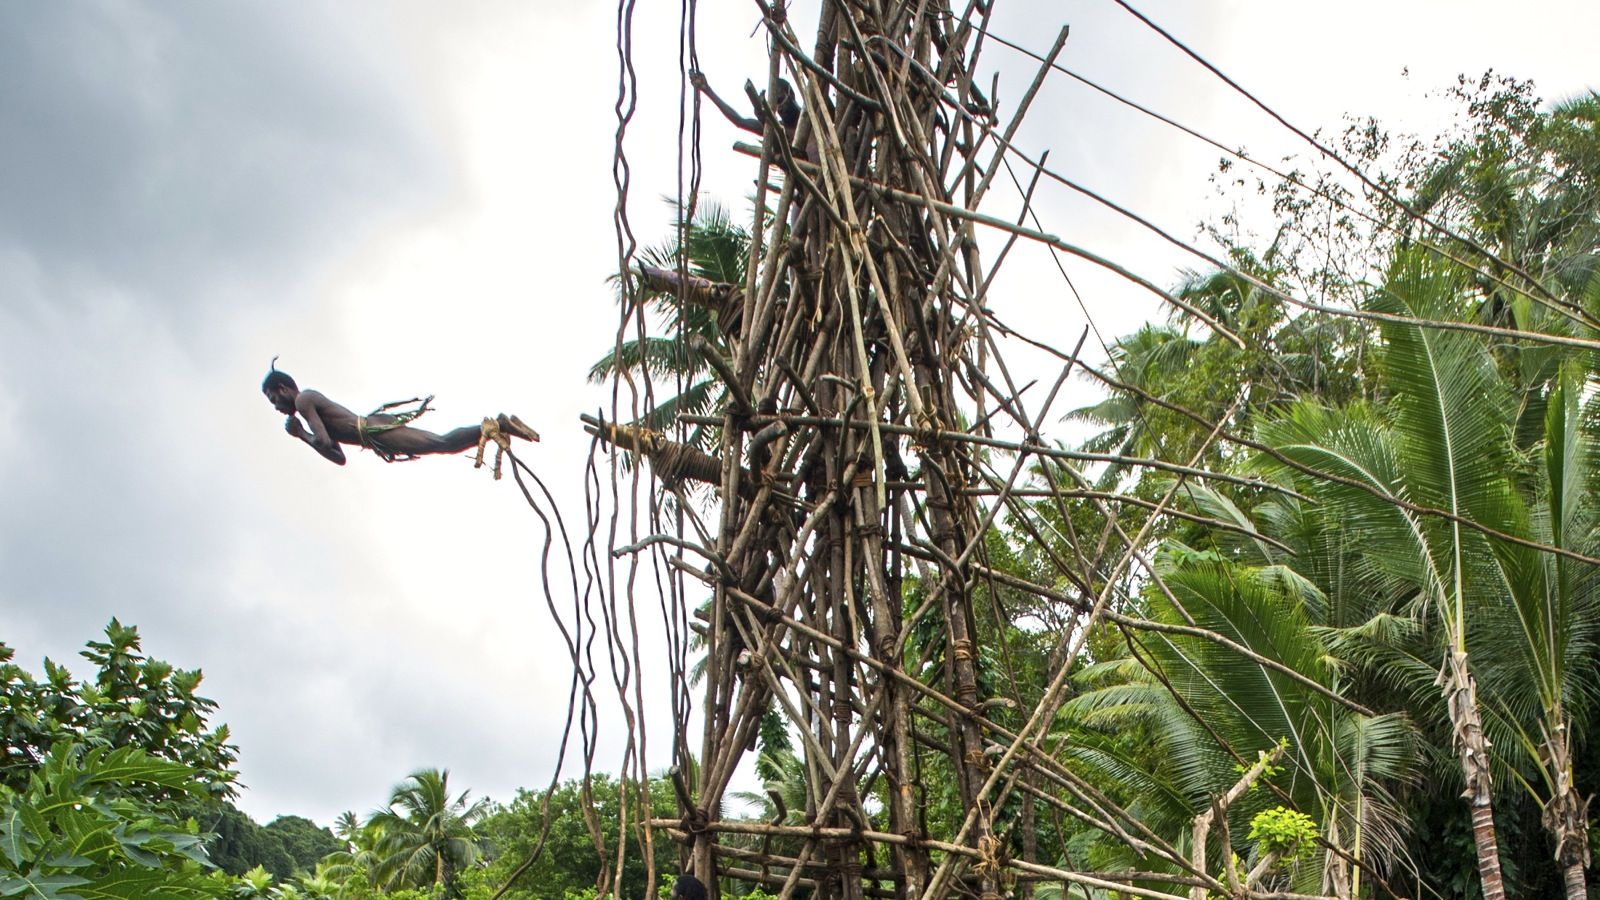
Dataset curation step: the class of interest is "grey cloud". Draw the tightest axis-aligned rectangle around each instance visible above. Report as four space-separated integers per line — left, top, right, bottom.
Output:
0 2 443 325
0 1 462 824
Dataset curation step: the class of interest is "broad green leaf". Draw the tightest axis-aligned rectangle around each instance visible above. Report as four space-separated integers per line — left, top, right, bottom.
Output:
33 858 89 872
0 805 36 869
73 749 196 794
68 868 220 899
0 871 91 900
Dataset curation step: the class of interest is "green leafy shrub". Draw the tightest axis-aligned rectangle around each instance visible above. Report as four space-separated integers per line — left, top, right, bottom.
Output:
1246 806 1317 862
1 621 237 799
0 742 225 899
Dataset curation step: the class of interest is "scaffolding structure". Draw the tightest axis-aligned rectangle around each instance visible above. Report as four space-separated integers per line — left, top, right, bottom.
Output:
579 3 1291 899
499 3 1600 900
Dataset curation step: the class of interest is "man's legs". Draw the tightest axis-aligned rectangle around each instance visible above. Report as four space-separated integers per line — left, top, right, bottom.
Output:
361 413 534 458
370 424 483 456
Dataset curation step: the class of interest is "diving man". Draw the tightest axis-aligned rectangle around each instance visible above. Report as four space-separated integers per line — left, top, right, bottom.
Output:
262 361 538 465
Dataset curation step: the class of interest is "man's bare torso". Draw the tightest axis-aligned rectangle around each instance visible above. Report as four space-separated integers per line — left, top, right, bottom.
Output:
295 389 376 445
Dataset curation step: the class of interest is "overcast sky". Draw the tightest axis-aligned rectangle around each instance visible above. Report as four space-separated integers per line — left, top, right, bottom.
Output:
2 0 1595 827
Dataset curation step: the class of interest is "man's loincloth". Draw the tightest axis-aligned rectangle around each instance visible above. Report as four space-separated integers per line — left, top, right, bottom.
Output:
351 396 434 462
352 415 394 461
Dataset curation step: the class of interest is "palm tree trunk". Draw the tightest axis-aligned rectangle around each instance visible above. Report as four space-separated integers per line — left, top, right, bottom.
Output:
1540 722 1591 900
1565 864 1588 900
1440 650 1506 900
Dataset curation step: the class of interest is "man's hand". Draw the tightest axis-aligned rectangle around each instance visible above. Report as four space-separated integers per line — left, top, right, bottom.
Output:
285 416 307 440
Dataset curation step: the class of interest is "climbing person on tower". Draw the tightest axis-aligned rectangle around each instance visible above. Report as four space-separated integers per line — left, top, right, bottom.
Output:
261 359 538 466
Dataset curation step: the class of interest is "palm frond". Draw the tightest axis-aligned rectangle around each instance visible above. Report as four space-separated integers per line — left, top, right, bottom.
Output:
1375 250 1518 543
588 336 710 385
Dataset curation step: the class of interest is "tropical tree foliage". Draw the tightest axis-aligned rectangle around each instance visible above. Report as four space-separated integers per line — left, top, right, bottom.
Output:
0 624 247 899
1066 550 1419 895
1048 78 1600 899
588 202 751 445
0 743 224 899
478 774 678 900
0 620 237 799
366 769 490 898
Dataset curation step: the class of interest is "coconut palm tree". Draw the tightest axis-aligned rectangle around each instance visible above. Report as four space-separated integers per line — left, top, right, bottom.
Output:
730 746 809 826
1465 369 1600 897
1063 84 1600 898
1402 99 1600 896
1068 252 1365 494
368 768 490 898
1252 247 1600 898
1065 323 1202 489
331 810 361 849
1257 261 1510 897
320 815 383 892
269 868 338 900
589 202 750 446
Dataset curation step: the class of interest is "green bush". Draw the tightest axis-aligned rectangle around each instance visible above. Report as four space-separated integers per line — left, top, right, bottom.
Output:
0 742 226 899
1246 806 1317 862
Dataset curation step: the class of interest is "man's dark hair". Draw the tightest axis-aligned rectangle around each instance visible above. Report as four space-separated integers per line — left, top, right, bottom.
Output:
672 875 707 900
262 356 297 393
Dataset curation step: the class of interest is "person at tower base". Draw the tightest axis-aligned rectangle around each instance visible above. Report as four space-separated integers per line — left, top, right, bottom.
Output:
261 360 538 466
672 874 707 900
